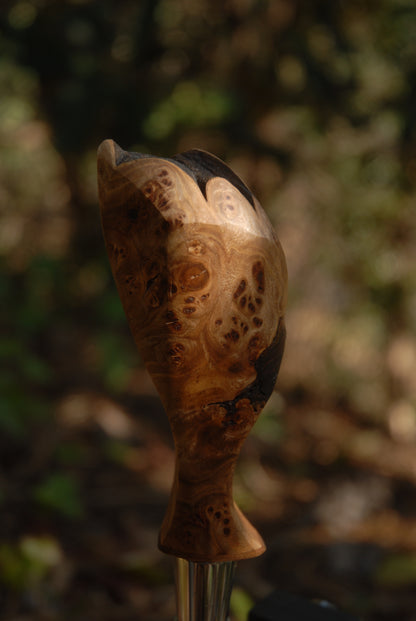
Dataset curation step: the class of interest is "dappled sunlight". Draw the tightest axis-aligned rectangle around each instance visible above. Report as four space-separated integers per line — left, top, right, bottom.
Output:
0 60 72 269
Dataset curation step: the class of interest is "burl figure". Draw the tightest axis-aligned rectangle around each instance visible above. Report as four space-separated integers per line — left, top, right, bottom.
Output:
97 141 287 563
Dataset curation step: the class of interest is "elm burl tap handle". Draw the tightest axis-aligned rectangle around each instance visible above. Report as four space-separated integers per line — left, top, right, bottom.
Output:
97 140 287 618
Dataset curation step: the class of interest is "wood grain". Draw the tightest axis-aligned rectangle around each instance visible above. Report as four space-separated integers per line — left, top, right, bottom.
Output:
97 139 287 562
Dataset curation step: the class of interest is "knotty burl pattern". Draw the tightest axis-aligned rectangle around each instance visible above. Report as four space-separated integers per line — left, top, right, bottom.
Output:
97 140 287 562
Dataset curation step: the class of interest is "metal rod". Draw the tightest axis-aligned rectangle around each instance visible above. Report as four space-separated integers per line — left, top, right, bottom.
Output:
174 558 236 621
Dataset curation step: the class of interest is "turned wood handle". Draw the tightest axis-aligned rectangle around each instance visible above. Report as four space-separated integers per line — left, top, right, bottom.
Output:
97 140 287 562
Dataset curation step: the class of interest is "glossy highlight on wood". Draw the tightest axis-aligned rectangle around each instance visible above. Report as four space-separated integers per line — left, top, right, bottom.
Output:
97 139 288 562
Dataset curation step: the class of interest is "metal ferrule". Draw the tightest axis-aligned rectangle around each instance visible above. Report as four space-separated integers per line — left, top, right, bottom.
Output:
174 558 236 621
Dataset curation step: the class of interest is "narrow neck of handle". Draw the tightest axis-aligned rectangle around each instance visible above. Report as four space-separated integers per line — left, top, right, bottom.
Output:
174 558 236 621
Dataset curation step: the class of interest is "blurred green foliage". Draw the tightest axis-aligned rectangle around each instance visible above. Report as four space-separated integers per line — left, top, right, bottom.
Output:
376 553 416 587
33 472 84 518
0 535 62 591
230 587 254 621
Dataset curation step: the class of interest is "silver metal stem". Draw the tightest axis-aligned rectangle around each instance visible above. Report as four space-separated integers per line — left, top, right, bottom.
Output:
174 558 236 621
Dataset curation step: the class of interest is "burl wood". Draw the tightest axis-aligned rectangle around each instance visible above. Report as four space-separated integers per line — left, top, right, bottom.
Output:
97 140 287 562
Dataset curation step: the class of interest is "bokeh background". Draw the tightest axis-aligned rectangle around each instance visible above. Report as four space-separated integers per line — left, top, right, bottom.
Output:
1 1 416 619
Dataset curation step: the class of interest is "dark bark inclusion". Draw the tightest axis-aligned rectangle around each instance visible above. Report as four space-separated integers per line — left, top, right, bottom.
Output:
114 143 256 210
208 318 286 425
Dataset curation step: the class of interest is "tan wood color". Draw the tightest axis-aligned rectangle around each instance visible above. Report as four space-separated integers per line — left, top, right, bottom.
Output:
97 140 288 562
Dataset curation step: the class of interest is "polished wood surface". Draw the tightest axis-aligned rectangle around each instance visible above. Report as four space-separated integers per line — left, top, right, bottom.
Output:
97 139 287 562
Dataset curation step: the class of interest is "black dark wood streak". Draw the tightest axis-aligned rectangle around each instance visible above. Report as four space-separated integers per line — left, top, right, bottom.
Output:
113 143 255 208
173 149 256 208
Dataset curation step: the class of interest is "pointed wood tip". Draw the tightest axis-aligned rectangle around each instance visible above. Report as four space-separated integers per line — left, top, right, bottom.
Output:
97 139 136 201
97 138 121 168
97 139 138 212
